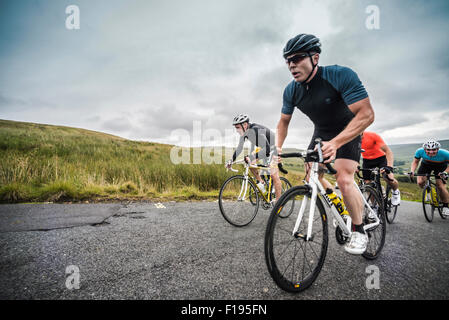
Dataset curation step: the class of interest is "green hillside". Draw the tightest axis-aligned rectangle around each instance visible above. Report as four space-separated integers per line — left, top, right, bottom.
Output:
0 119 239 202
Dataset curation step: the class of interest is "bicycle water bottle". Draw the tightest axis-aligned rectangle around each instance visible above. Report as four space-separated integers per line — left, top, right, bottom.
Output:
326 188 349 216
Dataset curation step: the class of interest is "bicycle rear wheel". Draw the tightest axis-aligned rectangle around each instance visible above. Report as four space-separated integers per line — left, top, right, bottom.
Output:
276 177 294 218
422 187 434 222
265 186 328 293
435 188 446 219
361 185 386 260
385 186 398 224
218 175 259 227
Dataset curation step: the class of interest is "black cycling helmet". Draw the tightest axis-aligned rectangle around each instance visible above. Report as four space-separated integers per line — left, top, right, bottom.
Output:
283 34 321 85
283 34 321 59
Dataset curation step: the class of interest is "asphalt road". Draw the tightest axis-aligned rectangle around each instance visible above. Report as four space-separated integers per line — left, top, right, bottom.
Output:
0 200 448 300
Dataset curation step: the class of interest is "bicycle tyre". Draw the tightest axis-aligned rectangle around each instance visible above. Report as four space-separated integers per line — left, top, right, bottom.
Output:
218 175 259 227
265 186 328 293
361 185 386 260
277 177 294 218
422 187 434 222
385 186 398 224
436 188 446 219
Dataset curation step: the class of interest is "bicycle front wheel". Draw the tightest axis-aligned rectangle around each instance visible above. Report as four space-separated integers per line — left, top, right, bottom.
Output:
218 175 259 227
361 185 386 260
385 186 398 224
422 187 434 222
265 186 328 293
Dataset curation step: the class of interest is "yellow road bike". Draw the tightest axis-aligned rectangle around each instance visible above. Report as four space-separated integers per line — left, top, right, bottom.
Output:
218 158 292 227
412 173 448 222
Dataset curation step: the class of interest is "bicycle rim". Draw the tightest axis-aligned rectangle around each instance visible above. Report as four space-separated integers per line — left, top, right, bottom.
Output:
218 175 259 227
265 186 328 293
422 187 434 222
278 177 294 218
385 187 397 224
361 185 386 260
436 189 446 219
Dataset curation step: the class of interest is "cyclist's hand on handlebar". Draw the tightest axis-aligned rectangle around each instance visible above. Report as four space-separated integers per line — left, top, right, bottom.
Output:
320 140 337 163
225 160 232 169
407 171 415 178
439 171 449 180
381 166 393 174
244 155 250 164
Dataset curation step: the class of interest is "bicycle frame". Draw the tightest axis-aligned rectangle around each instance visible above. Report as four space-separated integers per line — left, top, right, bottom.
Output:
293 161 380 241
418 174 441 206
228 160 273 203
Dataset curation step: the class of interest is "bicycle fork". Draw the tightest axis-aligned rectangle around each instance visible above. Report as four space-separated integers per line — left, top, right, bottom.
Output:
237 167 250 201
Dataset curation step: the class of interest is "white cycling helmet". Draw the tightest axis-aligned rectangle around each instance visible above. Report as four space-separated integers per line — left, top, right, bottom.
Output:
423 139 441 150
232 114 250 125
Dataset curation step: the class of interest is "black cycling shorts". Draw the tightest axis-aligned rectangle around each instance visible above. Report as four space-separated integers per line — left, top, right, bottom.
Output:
417 161 448 179
362 155 387 180
307 134 361 163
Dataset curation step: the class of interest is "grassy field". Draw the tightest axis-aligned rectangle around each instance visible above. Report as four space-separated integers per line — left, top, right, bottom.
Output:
0 119 444 203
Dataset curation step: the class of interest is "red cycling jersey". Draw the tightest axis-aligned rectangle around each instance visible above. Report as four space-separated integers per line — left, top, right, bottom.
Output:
361 131 386 160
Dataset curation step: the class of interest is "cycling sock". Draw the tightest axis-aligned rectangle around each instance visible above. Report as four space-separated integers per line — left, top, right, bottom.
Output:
352 223 365 234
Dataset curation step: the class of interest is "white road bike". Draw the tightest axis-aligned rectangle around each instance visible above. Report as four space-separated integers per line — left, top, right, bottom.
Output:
264 139 386 293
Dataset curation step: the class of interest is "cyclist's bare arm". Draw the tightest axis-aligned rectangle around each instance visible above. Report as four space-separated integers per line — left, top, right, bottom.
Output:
322 97 374 161
410 158 420 174
276 113 292 153
380 144 394 167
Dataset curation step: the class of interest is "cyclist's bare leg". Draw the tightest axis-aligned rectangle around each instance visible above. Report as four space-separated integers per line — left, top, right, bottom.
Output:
417 176 427 188
249 167 263 184
334 159 363 225
383 173 399 190
269 164 282 201
436 179 449 203
304 162 333 190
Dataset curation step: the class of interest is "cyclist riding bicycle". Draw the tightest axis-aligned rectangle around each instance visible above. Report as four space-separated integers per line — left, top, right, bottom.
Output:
275 34 375 255
361 131 401 205
225 114 282 202
410 139 449 217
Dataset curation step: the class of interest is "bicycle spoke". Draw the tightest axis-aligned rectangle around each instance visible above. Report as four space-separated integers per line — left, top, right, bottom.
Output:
219 176 259 227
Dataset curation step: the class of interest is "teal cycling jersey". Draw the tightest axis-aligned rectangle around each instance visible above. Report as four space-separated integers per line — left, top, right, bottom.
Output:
414 148 449 164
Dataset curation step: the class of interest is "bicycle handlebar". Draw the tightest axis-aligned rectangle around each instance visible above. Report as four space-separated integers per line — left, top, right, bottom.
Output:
357 166 395 182
226 160 288 174
279 142 337 175
408 172 448 184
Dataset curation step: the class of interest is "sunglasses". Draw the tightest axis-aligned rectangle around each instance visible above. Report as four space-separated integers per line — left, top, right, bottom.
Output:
285 53 310 64
426 149 438 151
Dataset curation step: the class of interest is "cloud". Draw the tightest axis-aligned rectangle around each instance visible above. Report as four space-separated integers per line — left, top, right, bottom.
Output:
0 0 448 147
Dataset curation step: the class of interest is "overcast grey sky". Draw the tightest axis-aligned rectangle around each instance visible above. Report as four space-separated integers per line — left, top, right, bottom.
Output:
1 0 448 149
